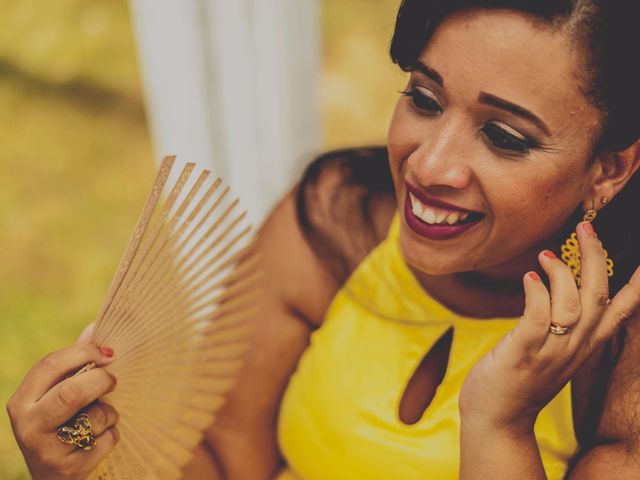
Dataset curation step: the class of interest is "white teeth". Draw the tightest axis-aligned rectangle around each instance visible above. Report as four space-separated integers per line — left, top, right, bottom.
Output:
409 193 476 225
410 194 424 216
435 211 448 223
445 213 460 225
423 209 436 224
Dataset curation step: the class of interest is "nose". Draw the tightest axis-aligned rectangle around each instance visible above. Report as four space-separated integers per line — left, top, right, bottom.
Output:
407 119 473 190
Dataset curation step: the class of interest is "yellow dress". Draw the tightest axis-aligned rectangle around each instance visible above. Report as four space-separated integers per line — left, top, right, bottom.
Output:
276 215 577 479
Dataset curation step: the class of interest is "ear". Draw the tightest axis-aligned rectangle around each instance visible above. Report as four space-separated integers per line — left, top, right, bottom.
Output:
585 139 640 210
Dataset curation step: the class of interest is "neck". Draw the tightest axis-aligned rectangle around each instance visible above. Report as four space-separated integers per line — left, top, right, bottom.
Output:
410 266 532 319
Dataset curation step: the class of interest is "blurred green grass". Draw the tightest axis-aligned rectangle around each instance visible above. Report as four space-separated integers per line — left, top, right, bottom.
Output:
0 1 154 478
0 0 404 477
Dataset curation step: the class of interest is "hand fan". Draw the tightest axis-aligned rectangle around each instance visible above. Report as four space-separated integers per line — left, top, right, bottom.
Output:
82 156 258 479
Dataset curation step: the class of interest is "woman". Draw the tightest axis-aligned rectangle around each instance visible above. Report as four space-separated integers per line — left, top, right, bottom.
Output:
8 0 640 478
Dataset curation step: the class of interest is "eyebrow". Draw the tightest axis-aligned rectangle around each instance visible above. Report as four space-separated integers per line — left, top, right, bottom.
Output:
478 93 551 136
412 61 444 87
412 61 551 136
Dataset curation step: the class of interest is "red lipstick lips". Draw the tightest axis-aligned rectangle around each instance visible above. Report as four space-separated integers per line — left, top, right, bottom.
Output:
405 183 476 213
403 183 483 240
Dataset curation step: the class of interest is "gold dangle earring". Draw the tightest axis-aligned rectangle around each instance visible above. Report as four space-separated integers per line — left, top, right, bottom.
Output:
560 197 614 286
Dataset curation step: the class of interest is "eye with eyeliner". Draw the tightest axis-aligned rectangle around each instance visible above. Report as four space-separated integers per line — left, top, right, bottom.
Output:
401 85 443 115
400 83 541 155
481 122 539 155
400 78 541 156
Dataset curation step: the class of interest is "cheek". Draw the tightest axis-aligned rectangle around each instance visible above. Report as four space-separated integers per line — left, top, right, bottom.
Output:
387 103 414 189
387 104 407 159
488 171 582 236
387 101 426 157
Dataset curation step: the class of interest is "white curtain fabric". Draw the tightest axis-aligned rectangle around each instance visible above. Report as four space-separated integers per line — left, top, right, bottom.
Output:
129 0 321 225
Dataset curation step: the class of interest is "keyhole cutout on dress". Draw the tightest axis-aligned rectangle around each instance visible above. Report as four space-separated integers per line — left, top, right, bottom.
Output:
398 327 454 425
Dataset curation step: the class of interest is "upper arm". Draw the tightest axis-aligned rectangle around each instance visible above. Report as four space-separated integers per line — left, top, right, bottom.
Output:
202 189 340 479
570 316 640 478
568 443 640 479
594 319 640 446
191 147 395 479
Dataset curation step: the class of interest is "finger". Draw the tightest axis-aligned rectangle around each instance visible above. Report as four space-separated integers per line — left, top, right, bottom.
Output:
67 426 119 477
76 323 96 344
593 265 640 343
36 367 117 428
57 401 119 455
83 402 119 437
539 250 581 331
510 271 551 352
575 222 610 326
14 343 115 405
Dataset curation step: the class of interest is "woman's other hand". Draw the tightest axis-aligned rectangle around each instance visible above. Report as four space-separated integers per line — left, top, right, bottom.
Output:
460 221 640 434
6 342 118 480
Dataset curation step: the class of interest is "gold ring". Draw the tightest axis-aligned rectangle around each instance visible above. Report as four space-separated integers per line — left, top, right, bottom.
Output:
549 323 570 335
57 413 96 451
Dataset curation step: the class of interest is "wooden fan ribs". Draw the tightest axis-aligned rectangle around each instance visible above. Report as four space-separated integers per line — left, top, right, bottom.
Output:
94 157 176 332
87 157 256 479
100 177 250 360
103 257 257 365
97 163 207 347
95 161 185 345
98 176 239 351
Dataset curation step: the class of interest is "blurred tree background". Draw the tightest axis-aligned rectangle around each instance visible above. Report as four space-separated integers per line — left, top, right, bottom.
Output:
0 0 402 477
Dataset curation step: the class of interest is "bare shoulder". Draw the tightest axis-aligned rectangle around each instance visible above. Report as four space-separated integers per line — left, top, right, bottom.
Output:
261 146 397 323
295 146 397 286
256 186 342 326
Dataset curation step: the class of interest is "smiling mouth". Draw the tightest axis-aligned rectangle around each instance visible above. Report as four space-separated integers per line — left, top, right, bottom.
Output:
408 193 484 226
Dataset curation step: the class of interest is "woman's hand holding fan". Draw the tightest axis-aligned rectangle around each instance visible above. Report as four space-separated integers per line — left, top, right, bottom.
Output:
8 157 258 479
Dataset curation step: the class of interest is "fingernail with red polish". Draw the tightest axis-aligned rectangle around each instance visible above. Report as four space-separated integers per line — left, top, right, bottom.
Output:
542 250 556 258
100 347 114 358
528 271 541 281
582 222 597 238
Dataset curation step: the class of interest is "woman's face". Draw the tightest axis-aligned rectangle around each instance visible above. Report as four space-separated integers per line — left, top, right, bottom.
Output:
387 9 603 279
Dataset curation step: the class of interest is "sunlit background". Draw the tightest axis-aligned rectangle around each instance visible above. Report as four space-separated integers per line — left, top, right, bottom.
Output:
0 1 403 477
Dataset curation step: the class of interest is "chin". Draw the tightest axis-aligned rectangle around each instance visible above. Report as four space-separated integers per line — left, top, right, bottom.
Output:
399 241 468 276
